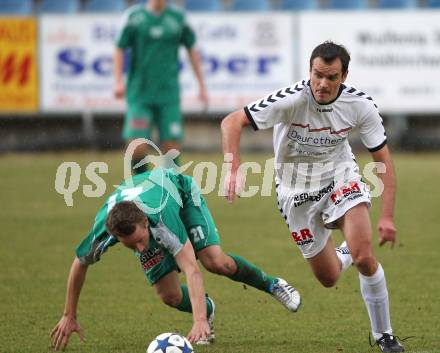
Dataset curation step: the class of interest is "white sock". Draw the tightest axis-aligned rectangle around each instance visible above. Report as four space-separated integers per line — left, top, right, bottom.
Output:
359 263 393 340
335 243 352 272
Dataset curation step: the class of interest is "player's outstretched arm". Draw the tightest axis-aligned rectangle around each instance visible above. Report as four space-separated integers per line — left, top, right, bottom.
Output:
221 109 250 203
51 257 88 351
174 241 210 344
371 145 397 248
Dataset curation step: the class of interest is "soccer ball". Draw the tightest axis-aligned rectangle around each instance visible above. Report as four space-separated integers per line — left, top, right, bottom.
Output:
147 332 193 353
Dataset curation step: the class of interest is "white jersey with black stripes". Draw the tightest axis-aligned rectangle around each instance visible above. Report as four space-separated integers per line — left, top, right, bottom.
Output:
244 79 386 195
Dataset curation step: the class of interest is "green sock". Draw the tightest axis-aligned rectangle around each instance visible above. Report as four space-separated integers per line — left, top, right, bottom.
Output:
175 285 213 318
228 253 277 293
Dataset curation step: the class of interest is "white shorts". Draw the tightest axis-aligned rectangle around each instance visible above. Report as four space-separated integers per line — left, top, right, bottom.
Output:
276 179 371 259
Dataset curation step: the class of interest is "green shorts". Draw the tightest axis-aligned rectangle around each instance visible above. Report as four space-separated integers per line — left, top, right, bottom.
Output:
144 175 220 285
123 102 183 143
179 175 221 252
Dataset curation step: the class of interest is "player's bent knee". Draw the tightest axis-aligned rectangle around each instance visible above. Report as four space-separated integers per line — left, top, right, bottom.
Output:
352 254 376 273
203 260 228 275
202 258 234 276
319 277 338 288
159 293 181 308
316 273 339 288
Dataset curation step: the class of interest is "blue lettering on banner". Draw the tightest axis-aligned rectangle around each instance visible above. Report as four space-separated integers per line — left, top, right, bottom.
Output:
197 24 237 40
227 57 248 74
92 55 112 76
56 48 279 78
56 47 129 77
92 24 118 41
57 48 85 76
195 52 279 76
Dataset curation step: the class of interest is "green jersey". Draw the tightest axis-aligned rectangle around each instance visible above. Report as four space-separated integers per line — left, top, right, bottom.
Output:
116 4 196 105
75 168 220 284
76 169 188 264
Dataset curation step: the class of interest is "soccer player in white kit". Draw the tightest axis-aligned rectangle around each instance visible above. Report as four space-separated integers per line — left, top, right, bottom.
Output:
221 41 404 352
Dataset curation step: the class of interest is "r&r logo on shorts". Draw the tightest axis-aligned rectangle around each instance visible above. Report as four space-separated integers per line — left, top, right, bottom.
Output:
291 228 314 246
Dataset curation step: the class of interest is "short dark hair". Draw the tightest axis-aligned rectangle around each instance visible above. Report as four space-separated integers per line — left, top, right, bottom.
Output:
309 41 351 74
106 201 147 237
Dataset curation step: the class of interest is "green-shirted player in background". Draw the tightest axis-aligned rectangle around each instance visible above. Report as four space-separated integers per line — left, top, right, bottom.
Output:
50 169 301 351
113 0 208 174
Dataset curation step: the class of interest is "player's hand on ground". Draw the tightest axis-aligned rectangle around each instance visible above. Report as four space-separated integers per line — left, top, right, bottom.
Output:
113 81 125 99
186 319 210 344
377 217 397 248
50 316 85 351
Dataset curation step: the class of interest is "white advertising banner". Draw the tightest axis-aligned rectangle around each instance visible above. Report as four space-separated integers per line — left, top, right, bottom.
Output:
39 13 294 113
181 13 295 112
40 15 125 112
298 10 440 114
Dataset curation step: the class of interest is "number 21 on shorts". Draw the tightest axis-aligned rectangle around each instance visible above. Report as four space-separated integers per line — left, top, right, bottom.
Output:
190 226 205 243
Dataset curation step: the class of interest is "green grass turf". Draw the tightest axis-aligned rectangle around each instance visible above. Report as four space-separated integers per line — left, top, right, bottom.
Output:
0 151 439 353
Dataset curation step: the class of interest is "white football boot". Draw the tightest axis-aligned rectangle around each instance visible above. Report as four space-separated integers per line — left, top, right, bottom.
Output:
335 240 350 255
335 240 353 272
271 278 301 312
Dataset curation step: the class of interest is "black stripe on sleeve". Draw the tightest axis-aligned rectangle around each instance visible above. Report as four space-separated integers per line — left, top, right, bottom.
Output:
244 106 259 131
368 139 387 152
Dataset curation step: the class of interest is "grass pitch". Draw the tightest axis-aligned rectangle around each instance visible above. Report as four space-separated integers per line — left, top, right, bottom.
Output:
0 151 439 353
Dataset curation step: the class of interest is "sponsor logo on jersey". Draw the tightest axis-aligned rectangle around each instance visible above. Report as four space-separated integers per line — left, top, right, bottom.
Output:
291 228 314 246
293 181 335 207
288 128 343 147
316 107 333 113
287 123 351 147
149 26 164 38
139 247 165 271
330 181 362 205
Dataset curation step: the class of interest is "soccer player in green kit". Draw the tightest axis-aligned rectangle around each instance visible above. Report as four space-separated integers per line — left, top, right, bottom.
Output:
113 0 208 173
51 169 301 351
